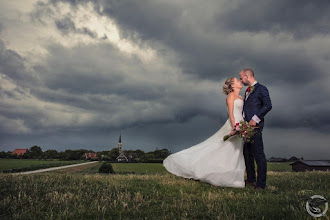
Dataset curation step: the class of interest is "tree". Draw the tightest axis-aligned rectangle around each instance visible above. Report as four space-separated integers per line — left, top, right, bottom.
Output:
109 148 120 161
135 149 145 158
288 156 299 162
153 149 170 159
102 155 110 161
140 152 155 162
29 146 43 159
59 149 89 160
0 151 7 158
44 150 58 159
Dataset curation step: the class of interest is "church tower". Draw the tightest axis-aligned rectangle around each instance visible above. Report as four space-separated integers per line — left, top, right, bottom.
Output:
118 132 122 153
116 132 128 162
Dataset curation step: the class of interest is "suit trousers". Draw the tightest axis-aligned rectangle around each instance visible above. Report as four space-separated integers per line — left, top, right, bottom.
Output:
243 130 267 188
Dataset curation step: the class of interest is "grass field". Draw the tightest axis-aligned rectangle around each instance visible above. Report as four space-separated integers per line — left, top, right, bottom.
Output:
79 162 292 174
0 159 86 172
1 171 329 219
74 162 293 175
266 162 292 172
1 162 329 219
0 159 293 173
111 163 168 174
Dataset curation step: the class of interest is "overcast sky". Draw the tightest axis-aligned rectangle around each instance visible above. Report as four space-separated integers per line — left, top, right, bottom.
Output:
0 0 329 159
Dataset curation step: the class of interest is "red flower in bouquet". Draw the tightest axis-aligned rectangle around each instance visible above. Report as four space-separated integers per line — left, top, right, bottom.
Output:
234 122 240 131
223 120 257 143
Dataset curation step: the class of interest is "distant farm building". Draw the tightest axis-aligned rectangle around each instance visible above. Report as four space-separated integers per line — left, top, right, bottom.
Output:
290 160 330 172
84 153 98 160
12 149 29 155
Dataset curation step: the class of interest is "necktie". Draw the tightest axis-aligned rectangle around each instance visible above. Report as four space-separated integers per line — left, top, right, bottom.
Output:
245 87 251 100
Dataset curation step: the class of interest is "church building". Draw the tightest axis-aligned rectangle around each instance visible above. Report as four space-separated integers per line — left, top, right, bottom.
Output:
116 133 128 162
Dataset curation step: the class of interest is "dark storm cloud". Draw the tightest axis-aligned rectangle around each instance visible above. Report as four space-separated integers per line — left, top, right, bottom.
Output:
55 17 75 34
55 17 97 38
61 0 329 130
0 41 29 82
216 0 330 38
33 43 169 102
24 0 330 132
31 1 55 25
0 0 330 158
90 0 330 129
0 32 39 90
90 0 326 83
37 0 328 82
1 3 223 140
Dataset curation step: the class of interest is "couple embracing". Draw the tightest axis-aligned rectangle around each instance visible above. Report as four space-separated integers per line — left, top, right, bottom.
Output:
163 69 272 189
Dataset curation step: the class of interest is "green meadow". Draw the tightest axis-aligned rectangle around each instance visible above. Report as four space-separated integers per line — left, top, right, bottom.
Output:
0 162 329 219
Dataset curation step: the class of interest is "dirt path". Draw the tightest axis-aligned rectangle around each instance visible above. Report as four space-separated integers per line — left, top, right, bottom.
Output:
13 161 99 175
55 161 100 173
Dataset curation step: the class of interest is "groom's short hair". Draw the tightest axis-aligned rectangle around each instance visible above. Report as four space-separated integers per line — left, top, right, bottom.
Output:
243 69 254 77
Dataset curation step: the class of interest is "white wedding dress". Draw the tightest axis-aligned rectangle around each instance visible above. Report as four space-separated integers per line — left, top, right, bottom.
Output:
163 99 246 188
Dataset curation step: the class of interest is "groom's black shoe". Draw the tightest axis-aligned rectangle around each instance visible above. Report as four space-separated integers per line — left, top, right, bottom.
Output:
245 180 256 187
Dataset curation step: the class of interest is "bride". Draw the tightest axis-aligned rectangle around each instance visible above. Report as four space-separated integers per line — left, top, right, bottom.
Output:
163 77 246 188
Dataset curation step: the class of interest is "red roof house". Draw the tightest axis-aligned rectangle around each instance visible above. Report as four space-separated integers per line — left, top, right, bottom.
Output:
84 153 98 160
12 149 29 155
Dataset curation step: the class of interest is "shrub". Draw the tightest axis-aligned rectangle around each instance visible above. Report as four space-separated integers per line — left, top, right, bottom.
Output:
98 162 114 174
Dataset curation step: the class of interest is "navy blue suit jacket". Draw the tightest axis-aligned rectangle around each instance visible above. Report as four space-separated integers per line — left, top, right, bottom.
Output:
243 82 272 131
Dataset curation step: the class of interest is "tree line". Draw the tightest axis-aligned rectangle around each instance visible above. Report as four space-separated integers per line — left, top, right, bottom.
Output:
0 146 171 162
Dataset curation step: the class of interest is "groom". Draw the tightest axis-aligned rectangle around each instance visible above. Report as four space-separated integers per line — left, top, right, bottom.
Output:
239 69 272 190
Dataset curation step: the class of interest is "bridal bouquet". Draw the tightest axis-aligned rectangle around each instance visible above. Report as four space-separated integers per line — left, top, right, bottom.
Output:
223 120 257 143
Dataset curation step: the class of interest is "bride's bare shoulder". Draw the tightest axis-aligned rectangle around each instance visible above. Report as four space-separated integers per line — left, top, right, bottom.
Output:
226 92 235 104
226 92 235 100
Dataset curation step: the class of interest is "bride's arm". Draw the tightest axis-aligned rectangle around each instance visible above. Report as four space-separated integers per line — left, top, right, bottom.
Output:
226 95 236 131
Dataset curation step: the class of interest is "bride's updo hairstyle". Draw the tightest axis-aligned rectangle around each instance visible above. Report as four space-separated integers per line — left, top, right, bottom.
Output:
222 77 235 95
